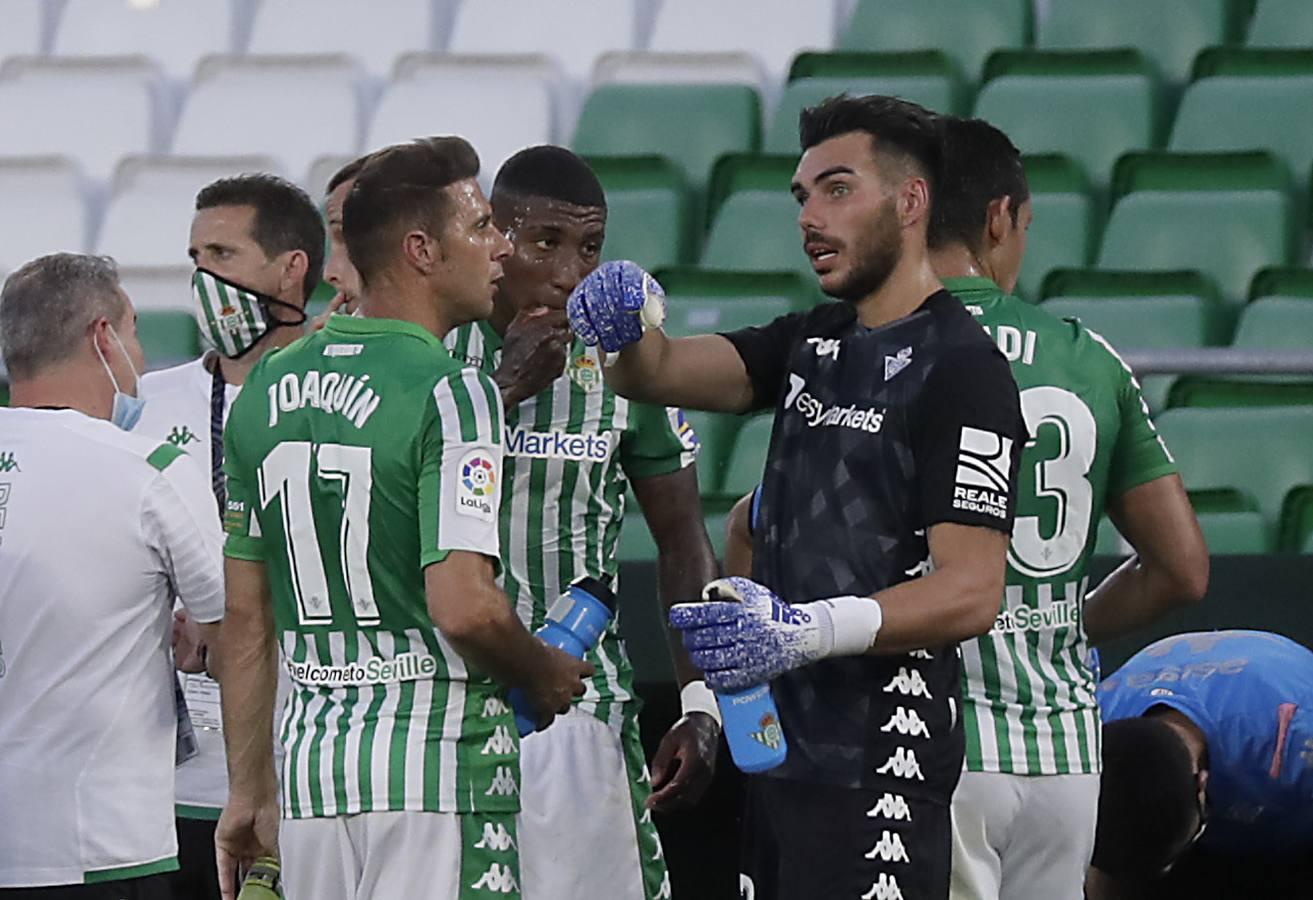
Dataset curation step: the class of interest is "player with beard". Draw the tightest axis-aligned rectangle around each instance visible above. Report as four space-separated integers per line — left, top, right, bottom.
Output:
567 95 1028 900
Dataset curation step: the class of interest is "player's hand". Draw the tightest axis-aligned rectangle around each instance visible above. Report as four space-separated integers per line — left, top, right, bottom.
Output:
308 291 351 332
566 260 666 352
494 305 572 407
647 711 719 811
215 793 279 900
668 577 833 693
172 609 208 674
526 644 595 730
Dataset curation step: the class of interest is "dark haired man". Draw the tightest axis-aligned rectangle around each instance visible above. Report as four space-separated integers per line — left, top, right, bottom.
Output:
216 138 593 900
322 154 374 315
568 95 1028 899
132 172 326 900
446 145 718 900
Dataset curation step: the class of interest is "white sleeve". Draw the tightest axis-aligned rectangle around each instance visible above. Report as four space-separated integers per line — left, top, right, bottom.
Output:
142 453 225 623
432 369 504 560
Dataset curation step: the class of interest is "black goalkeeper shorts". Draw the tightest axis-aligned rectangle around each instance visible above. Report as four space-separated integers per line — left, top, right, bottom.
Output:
740 775 952 900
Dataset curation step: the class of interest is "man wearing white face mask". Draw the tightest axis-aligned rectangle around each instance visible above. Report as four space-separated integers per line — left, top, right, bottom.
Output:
0 253 225 898
132 174 324 900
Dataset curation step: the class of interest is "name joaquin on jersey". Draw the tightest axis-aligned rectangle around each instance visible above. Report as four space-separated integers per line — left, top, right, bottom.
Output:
505 427 611 462
785 373 885 433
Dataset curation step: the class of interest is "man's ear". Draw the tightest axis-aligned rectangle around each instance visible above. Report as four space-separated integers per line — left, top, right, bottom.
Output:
986 196 1014 248
279 250 309 302
898 175 932 228
403 230 441 274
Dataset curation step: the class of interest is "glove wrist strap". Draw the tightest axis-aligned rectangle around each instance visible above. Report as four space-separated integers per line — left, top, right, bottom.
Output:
680 680 722 727
813 595 884 658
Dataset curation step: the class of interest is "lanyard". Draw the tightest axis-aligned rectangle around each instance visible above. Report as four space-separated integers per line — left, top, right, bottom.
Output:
210 362 226 517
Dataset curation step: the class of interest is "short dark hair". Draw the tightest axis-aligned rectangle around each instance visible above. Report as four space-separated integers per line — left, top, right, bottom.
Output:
491 145 606 211
799 94 942 198
0 253 125 380
342 137 481 287
326 151 378 195
195 173 325 302
927 116 1030 252
1094 717 1201 879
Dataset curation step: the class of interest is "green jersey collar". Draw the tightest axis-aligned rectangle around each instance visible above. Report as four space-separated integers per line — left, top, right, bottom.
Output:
940 275 1003 299
325 313 446 349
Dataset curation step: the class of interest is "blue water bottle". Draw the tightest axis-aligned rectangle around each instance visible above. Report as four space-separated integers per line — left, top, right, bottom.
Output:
510 576 617 736
717 682 788 773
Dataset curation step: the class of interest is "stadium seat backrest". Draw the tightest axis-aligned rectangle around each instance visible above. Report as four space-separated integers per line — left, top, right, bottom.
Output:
1197 511 1271 554
1038 0 1229 84
247 0 434 77
174 56 361 182
720 414 776 499
0 157 87 272
1170 76 1313 185
137 310 201 370
53 0 234 82
1231 296 1313 350
450 0 636 84
1039 295 1221 350
681 410 744 496
96 155 283 268
590 155 690 269
649 0 837 83
117 266 195 315
1019 192 1093 301
766 75 958 154
591 52 764 95
1248 0 1313 48
841 0 1029 81
0 0 44 61
701 191 810 278
0 58 163 182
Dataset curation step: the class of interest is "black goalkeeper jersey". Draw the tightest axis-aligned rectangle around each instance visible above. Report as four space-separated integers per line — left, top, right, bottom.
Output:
723 291 1027 796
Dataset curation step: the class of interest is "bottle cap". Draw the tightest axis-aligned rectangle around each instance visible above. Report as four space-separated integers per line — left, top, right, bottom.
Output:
570 575 617 612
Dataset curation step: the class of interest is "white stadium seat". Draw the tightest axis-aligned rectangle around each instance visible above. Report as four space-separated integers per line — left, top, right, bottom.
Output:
247 0 435 78
96 155 282 268
116 265 196 314
0 157 88 273
591 51 765 92
304 153 357 197
0 57 165 182
448 0 637 84
368 55 558 189
172 55 362 182
0 0 46 62
52 0 236 82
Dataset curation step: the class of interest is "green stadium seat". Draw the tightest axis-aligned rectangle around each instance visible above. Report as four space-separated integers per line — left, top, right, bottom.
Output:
683 410 743 497
719 414 774 499
589 155 691 269
701 192 811 278
975 52 1160 187
1094 518 1130 556
705 154 797 229
1250 266 1313 300
1248 0 1313 48
1279 485 1313 551
840 0 1031 82
1197 511 1272 553
138 311 200 369
572 83 761 197
1099 152 1294 304
1037 0 1233 85
786 50 967 113
615 510 657 561
767 75 957 154
1017 155 1096 301
657 268 810 339
1153 406 1313 526
703 511 729 560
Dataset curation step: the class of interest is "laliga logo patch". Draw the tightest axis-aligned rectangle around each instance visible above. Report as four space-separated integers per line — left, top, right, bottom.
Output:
749 711 783 751
567 353 601 391
457 451 497 521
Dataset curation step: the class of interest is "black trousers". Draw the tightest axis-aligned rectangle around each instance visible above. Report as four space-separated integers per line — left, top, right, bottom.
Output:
0 874 171 900
170 818 221 900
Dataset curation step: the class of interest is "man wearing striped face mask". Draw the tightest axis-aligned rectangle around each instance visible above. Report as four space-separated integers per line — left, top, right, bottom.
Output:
133 173 325 900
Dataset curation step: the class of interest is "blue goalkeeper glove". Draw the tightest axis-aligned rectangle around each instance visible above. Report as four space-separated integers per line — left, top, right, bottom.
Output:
566 260 666 352
668 577 884 693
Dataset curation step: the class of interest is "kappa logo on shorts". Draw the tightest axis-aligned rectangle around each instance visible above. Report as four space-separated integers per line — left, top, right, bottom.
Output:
953 426 1012 520
866 793 912 822
655 872 673 899
882 667 933 700
739 874 756 900
864 830 910 864
875 747 925 782
481 725 516 756
879 706 931 739
482 696 510 718
473 822 516 853
484 766 518 797
862 874 905 900
470 862 519 894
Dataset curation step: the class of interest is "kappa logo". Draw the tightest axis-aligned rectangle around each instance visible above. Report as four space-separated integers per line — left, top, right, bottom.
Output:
806 336 841 360
875 747 925 782
882 667 933 700
482 696 511 718
740 874 756 900
473 822 516 852
866 793 912 822
484 766 518 797
880 706 931 739
908 649 934 661
862 874 905 900
0 452 19 473
865 830 910 864
481 725 516 756
884 346 913 381
953 426 1012 520
469 862 519 894
655 872 673 899
166 426 199 447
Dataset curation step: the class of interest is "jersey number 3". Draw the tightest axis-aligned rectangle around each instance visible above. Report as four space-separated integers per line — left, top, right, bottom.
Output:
1009 386 1097 579
259 441 379 626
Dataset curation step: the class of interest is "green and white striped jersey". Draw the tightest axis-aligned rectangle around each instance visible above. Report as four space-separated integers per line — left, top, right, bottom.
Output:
224 314 521 818
446 321 696 730
945 278 1178 776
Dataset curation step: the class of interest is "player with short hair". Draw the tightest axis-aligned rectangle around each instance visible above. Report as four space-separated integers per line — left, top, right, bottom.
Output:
322 153 376 317
921 117 1208 900
0 253 224 898
445 145 719 900
215 137 593 900
569 95 1028 900
133 172 326 900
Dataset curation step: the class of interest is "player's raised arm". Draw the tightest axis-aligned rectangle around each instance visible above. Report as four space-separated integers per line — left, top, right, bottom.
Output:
566 260 758 413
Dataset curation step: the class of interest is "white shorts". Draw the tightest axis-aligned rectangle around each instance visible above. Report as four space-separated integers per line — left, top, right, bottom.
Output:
518 708 669 900
280 809 519 900
950 770 1099 900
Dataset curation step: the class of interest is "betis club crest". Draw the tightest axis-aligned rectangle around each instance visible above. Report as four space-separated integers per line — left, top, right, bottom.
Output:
567 353 601 391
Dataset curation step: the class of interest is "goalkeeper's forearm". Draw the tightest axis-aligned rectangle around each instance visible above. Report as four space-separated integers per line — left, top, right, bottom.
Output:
609 331 756 413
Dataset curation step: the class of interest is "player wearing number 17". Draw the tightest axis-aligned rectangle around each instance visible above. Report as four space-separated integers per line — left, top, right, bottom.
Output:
215 138 594 900
925 117 1209 900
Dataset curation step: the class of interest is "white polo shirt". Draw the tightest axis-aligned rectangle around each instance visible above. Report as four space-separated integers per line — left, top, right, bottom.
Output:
0 408 224 888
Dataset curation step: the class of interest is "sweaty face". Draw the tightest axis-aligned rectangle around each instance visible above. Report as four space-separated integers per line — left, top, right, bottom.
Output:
431 178 513 327
793 132 906 303
188 205 288 302
496 196 606 313
324 178 363 311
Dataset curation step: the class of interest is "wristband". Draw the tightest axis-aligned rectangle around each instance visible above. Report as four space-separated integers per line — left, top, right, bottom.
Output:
814 595 884 657
680 679 722 728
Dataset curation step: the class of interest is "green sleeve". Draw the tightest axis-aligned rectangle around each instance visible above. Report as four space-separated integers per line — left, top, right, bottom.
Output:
222 388 265 562
619 402 699 482
1105 346 1179 499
